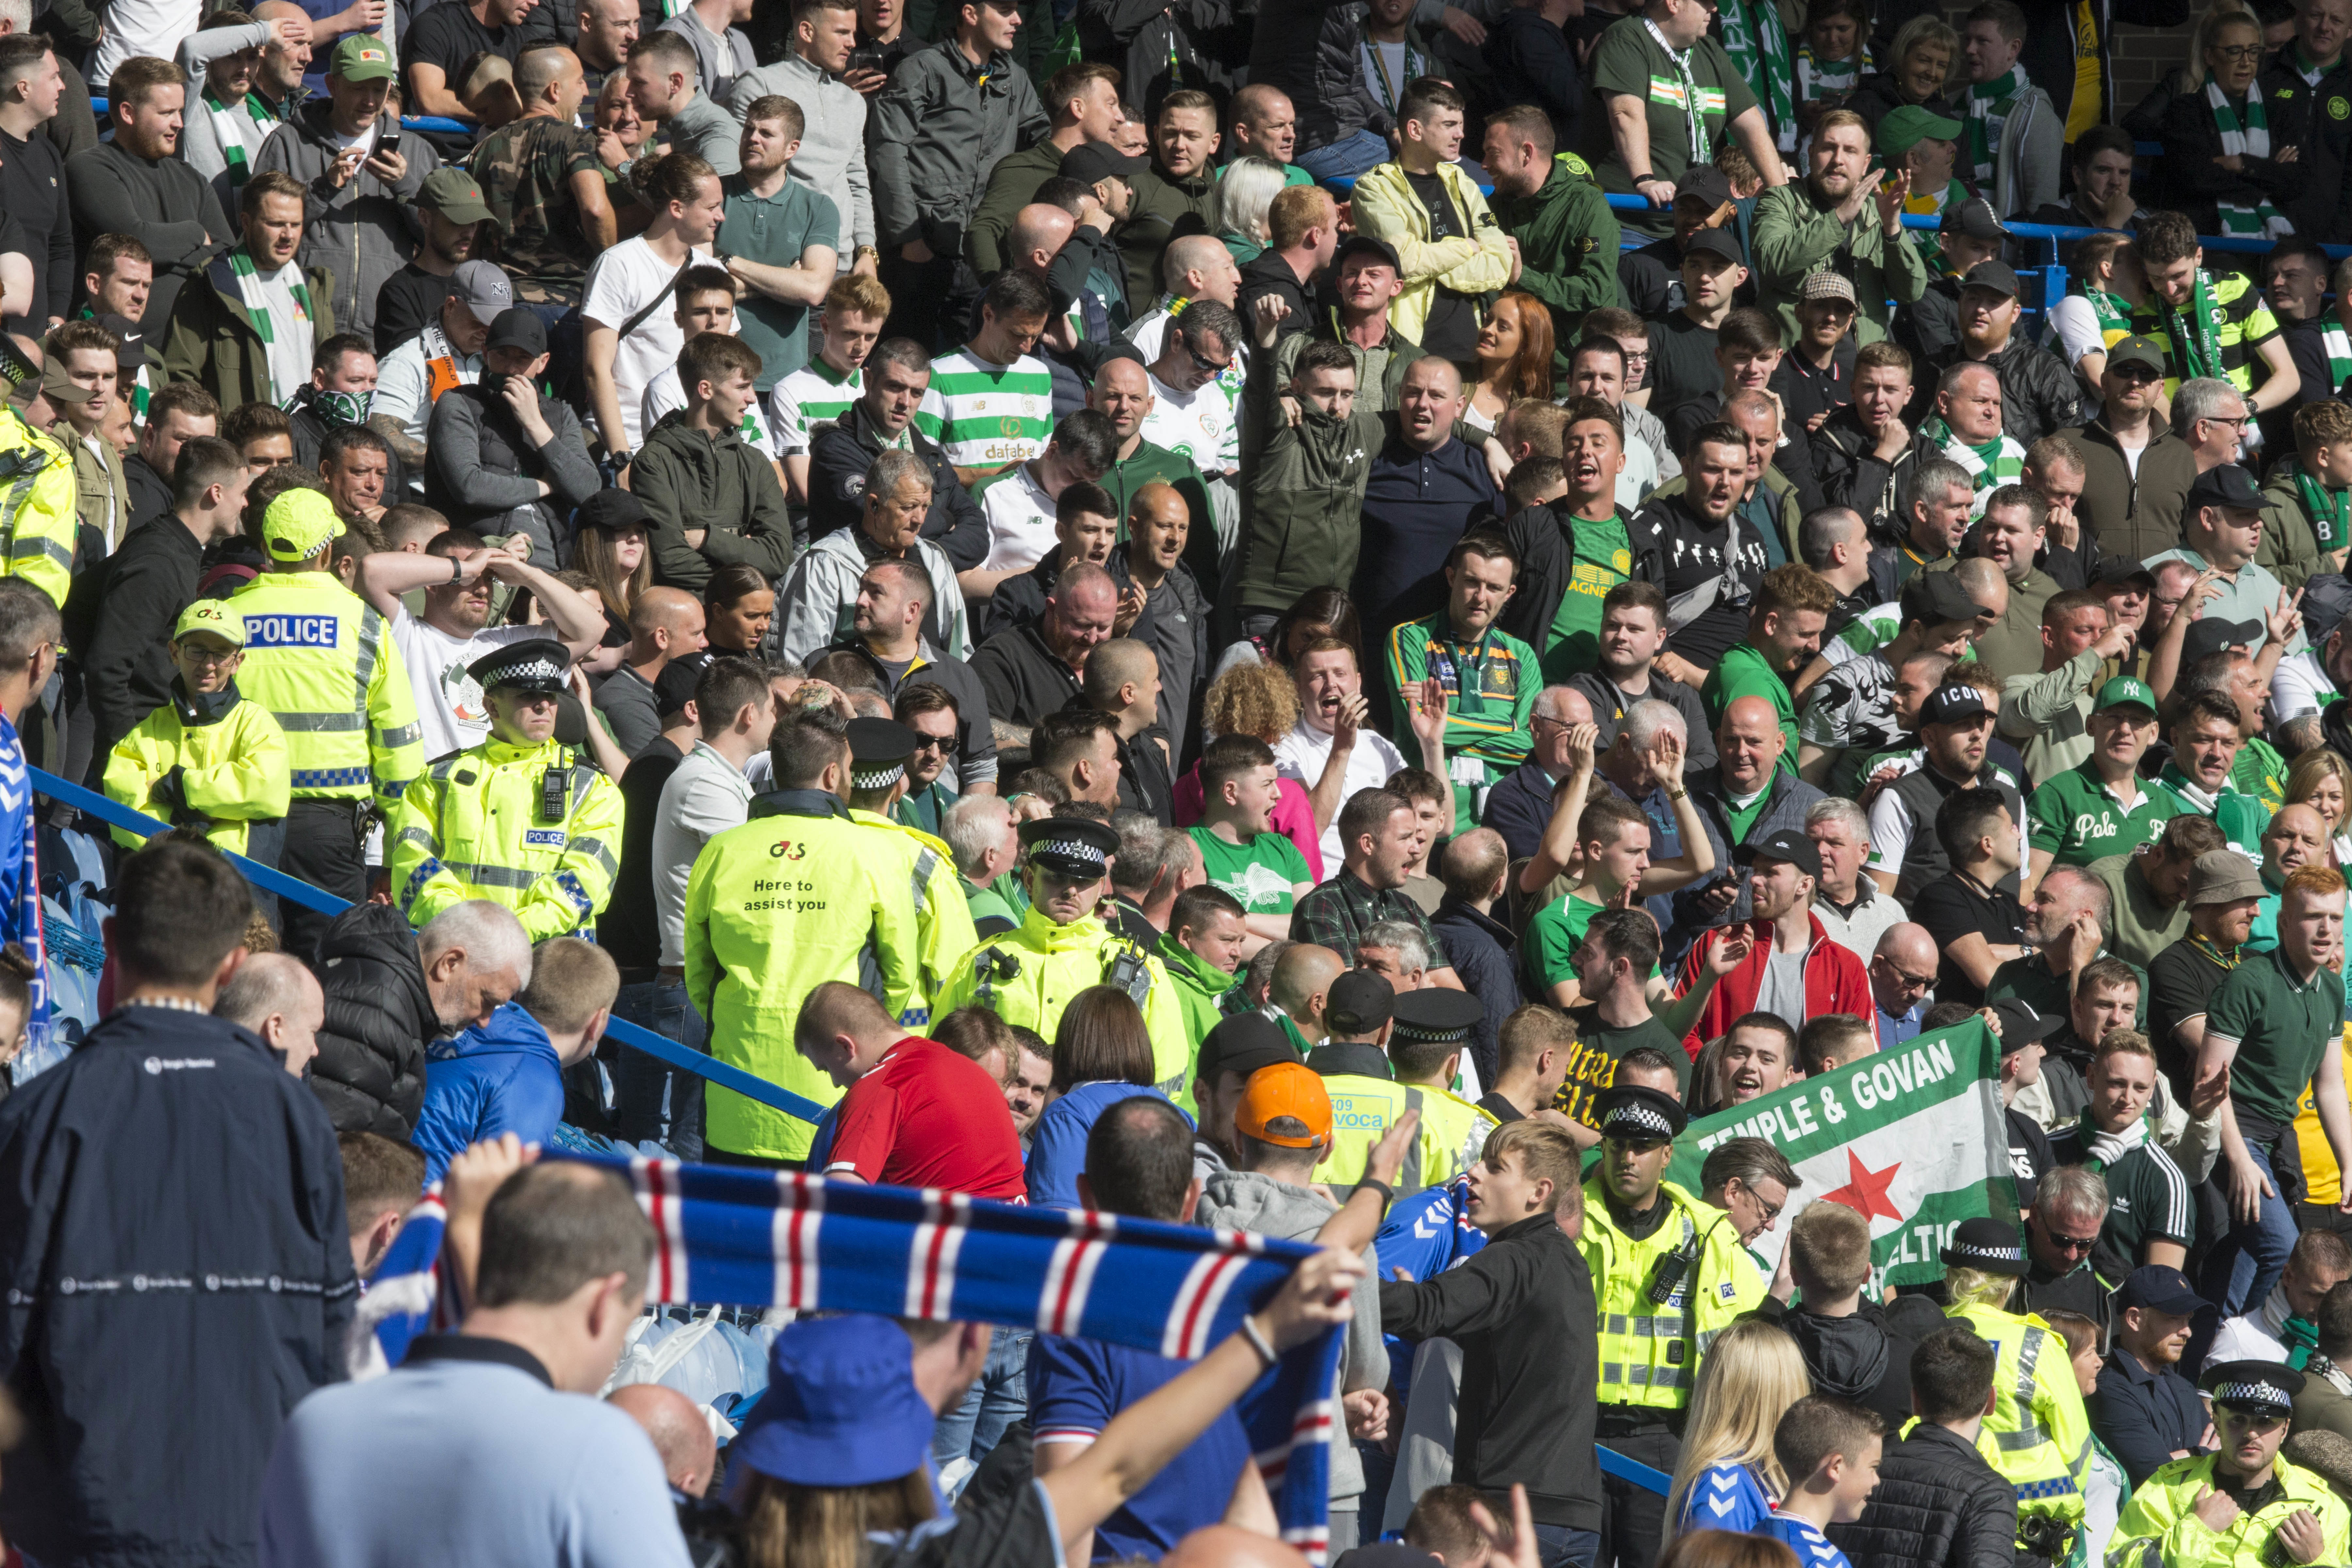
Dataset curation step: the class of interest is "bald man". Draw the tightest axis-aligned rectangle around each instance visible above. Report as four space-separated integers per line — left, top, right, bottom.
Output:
1676 692 1826 937
1355 355 1505 643
1269 941 1345 1048
1087 355 1217 587
1870 922 1940 1046
1005 204 1077 292
596 586 711 759
1126 235 1245 365
215 954 327 1077
1165 1525 1312 1568
606 1383 716 1498
1125 481 1207 753
1075 637 1171 823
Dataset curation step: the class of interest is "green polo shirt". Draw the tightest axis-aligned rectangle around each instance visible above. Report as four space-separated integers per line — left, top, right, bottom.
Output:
1523 893 1605 994
2027 762 2184 868
1700 640 1797 763
2207 944 2347 1128
1985 949 2149 1029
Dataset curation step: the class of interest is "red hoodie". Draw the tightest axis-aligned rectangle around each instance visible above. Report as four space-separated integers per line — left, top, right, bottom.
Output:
1675 913 1876 1058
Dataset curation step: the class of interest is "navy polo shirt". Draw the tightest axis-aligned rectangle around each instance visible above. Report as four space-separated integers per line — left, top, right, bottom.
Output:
2089 1346 2210 1487
1352 431 1502 639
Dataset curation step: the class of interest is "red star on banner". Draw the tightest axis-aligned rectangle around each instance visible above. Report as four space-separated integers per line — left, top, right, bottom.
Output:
1820 1151 1904 1223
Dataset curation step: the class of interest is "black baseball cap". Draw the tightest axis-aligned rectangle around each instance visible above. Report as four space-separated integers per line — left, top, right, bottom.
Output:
2184 463 2263 513
1326 969 1396 1037
654 650 713 719
2107 334 2167 375
1674 166 1732 207
1197 1014 1303 1085
1059 141 1143 186
1919 683 1990 726
577 490 651 532
2115 1264 2205 1317
2307 572 2352 644
1988 998 2064 1055
1900 569 1992 628
2094 554 2157 589
2179 616 2265 668
1939 197 2006 240
485 306 547 356
1332 235 1402 275
1960 260 2021 300
1733 825 1822 880
1682 226 1744 266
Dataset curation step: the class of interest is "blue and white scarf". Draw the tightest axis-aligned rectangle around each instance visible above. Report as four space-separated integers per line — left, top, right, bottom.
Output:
357 1154 1349 1560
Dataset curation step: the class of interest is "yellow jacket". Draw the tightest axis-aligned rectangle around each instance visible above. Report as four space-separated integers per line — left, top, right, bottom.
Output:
228 569 425 805
848 807 978 1027
386 736 623 939
0 407 79 612
934 905 1191 1099
1948 1299 2095 1538
683 797 926 1161
1579 1178 1767 1412
1347 160 1516 348
101 683 290 855
2108 1452 2350 1568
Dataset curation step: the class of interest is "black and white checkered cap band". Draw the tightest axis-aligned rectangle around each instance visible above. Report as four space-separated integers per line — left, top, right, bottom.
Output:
1036 839 1107 869
1950 1240 2026 1266
1603 1102 1676 1138
853 762 906 790
488 658 564 687
2215 1380 2293 1409
1393 1019 1469 1043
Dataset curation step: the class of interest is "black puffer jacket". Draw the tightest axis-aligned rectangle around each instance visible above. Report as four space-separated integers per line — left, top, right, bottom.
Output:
309 901 439 1136
1922 335 2084 449
1828 1423 2018 1568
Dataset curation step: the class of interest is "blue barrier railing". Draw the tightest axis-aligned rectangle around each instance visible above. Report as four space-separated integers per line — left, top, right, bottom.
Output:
25 764 831 1127
1599 1445 1674 1495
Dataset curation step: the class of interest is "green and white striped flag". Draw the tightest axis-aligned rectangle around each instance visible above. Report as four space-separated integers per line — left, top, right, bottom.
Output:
1667 1019 2016 1292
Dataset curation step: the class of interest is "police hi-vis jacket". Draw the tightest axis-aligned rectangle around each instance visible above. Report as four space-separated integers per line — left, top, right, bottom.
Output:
933 905 1189 1099
386 736 622 940
228 571 424 804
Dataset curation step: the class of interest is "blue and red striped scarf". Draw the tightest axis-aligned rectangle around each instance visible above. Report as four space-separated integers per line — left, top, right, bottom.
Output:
356 1154 1349 1560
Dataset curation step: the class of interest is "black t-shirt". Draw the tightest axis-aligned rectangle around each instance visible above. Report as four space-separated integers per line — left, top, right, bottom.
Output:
1478 1090 1526 1123
1403 171 1479 363
2146 936 2232 1099
1769 338 1857 435
1647 312 1722 438
373 262 449 357
1908 872 2027 1009
403 2 523 95
2006 1104 2053 1206
1558 1004 1691 1132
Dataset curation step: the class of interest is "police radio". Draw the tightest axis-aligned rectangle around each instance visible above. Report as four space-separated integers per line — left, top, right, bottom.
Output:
1646 1215 1701 1306
540 766 566 824
1103 942 1152 1008
973 947 1021 1006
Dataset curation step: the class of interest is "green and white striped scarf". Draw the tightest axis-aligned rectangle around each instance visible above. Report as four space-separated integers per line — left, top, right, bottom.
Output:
1795 43 1870 105
1963 63 2027 184
2321 318 2352 396
1717 0 1796 153
1922 414 2023 514
2166 269 2228 383
227 245 312 406
203 87 274 193
2085 286 2137 339
1642 17 1716 165
2207 79 2292 239
2291 458 2351 552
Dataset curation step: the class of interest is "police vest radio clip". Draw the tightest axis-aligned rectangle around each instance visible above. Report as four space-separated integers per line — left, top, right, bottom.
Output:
973 946 1022 1004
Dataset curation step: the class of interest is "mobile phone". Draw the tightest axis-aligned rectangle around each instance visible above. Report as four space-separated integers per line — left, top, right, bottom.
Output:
367 122 396 161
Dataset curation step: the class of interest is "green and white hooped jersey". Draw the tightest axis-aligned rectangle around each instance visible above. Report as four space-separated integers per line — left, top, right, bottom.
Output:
770 359 861 457
1821 601 1900 667
913 350 1054 470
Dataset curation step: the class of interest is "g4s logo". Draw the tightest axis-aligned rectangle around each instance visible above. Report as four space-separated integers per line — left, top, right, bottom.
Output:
770 839 808 860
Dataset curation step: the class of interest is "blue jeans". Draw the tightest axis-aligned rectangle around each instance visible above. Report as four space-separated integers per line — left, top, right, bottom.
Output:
933 1327 1031 1467
611 979 708 1162
2202 1138 2299 1317
1532 1526 1600 1568
1297 129 1389 186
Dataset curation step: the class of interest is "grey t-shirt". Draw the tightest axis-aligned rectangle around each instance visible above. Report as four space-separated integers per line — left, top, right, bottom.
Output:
1754 945 1808 1034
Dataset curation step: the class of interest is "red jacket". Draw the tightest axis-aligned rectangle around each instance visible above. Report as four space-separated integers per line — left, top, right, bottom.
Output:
1675 913 1876 1058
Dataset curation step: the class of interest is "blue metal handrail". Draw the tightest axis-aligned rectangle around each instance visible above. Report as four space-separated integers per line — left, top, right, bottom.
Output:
26 765 831 1126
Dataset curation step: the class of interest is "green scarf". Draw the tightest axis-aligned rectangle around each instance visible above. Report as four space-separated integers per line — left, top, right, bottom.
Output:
2206 79 2291 238
2084 286 2138 340
2286 1314 2322 1370
1963 63 2027 184
202 87 274 193
1717 0 1795 154
2322 319 2352 397
1794 41 1869 106
1360 24 1423 122
2166 269 2228 383
2292 457 2351 551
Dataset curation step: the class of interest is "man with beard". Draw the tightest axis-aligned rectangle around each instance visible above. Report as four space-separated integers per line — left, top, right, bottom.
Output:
1497 396 1663 682
1385 533 1536 837
1866 679 2025 902
1987 865 2147 1037
369 169 490 358
1616 165 1734 320
1632 423 1768 673
2146 848 2267 1100
1948 483 2058 680
1927 260 2081 449
2090 1264 2213 1488
1750 108 1923 345
1672 826 1872 1049
2065 335 2197 566
1855 449 1967 602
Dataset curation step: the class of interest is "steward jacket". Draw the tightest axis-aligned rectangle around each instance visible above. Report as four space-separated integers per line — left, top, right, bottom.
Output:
806 399 989 570
386 736 623 940
1306 1039 1490 1196
1348 161 1515 349
1154 928 1241 1051
1750 175 1929 345
1488 153 1621 390
933 905 1189 1100
157 248 338 412
1496 501 1663 653
867 39 1048 258
409 1000 564 1186
1580 1179 1766 1413
1947 1299 2096 1544
685 788 925 1160
1674 913 1874 1057
227 568 424 806
2110 1451 2350 1568
308 900 440 1135
846 806 976 1025
631 409 797 596
1380 1212 1602 1531
1826 1422 2019 1568
0 1006 353 1568
102 678 290 855
0 405 78 612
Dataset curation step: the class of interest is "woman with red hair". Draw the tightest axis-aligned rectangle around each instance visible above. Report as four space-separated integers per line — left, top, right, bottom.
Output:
1465 291 1555 433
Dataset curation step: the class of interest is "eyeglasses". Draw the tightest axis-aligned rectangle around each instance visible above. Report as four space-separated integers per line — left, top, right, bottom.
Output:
2213 43 2264 61
177 644 238 667
2205 413 2251 428
1185 342 1233 376
1731 1181 1785 1223
2109 364 2160 385
1881 962 1937 989
910 732 958 757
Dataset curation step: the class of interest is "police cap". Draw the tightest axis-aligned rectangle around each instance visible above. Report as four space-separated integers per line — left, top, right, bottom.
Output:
467 637 572 697
2202 1359 2304 1417
1389 988 1482 1045
1939 1216 2028 1275
1593 1084 1687 1142
1020 816 1120 878
847 717 920 792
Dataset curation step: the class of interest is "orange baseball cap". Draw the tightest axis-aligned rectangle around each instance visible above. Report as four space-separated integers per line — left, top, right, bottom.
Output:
1234 1062 1332 1149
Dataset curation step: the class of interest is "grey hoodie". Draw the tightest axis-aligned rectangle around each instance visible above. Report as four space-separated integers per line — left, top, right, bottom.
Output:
251 102 437 346
1196 1169 1387 1507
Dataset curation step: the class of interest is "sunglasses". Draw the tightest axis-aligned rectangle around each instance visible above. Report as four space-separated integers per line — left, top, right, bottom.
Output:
2048 1231 2101 1255
910 732 958 757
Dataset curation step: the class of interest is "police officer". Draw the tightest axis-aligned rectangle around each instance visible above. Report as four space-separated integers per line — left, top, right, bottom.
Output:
1940 1216 2097 1564
230 489 424 958
1389 990 1497 1189
685 706 926 1166
932 816 1188 1097
1307 970 1414 1190
840 716 976 1026
385 639 623 940
101 601 290 859
1580 1084 1767 1568
2117 1363 2352 1568
2110 1362 2349 1568
0 342 79 611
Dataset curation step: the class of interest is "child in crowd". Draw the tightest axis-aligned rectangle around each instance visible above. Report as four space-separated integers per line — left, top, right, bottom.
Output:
101 601 291 861
1761 1395 1885 1568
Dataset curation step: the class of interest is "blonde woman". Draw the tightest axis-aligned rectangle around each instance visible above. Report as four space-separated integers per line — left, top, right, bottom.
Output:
1666 1318 1813 1537
2286 749 2352 866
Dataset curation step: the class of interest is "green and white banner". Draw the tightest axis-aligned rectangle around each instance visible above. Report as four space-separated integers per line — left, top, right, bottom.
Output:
1665 1019 2018 1293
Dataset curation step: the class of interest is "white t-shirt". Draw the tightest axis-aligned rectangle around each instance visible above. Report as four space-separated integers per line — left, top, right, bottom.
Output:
2045 295 2105 422
257 264 316 410
1125 307 1251 382
640 367 782 456
976 464 1057 572
2271 645 2338 725
1273 715 1409 873
1139 370 1237 477
391 612 545 761
581 238 720 451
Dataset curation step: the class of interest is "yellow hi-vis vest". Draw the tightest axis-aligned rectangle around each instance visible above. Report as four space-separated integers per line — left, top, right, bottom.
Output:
847 807 977 1027
0 408 76 612
1307 1044 1495 1196
385 736 623 940
228 570 424 804
1947 1300 2094 1543
683 799 927 1161
2108 1451 2352 1568
1579 1178 1767 1412
933 906 1190 1099
102 689 290 855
